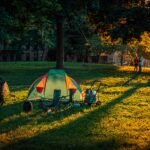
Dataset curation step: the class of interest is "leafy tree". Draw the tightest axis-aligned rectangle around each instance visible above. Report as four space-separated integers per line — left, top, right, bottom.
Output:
88 0 150 62
140 32 150 59
0 0 58 52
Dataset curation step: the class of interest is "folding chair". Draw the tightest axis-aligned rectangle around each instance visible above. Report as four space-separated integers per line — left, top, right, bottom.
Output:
50 89 61 107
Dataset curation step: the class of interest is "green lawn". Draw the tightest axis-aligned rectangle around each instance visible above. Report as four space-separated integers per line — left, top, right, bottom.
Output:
0 62 150 150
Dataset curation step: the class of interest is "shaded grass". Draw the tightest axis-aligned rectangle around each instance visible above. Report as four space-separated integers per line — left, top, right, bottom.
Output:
0 62 118 87
0 62 150 150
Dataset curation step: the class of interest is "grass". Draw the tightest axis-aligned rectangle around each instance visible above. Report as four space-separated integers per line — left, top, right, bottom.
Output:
0 62 150 150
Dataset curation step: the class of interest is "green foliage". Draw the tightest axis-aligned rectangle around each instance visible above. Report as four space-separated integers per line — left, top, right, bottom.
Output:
87 34 116 54
87 1 150 58
0 0 59 50
1 0 149 59
91 6 150 42
64 13 91 56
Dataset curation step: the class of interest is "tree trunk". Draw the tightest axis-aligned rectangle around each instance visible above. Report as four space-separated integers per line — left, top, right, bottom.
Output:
120 51 124 66
138 56 142 74
56 13 64 69
139 65 142 74
42 46 48 61
84 48 88 63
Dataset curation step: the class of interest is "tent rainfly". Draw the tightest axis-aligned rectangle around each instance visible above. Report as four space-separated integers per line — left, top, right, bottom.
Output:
27 69 82 101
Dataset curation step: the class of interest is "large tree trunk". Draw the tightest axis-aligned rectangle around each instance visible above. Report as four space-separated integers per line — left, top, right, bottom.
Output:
56 13 64 69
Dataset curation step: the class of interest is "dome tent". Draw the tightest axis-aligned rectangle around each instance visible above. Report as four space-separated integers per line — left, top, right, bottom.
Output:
27 69 82 102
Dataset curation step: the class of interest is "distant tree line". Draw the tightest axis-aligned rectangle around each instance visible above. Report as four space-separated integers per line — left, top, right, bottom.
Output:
0 0 150 66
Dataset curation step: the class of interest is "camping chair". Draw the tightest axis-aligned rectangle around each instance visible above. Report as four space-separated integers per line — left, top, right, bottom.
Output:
53 88 75 105
53 89 61 105
84 80 101 106
37 89 62 113
84 89 92 103
50 89 61 107
69 88 76 102
58 88 76 106
50 88 77 110
38 89 62 112
49 89 77 112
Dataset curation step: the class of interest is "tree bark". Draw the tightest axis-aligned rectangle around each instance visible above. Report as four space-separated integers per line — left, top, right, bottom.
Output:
138 56 142 74
139 65 142 74
120 51 124 66
56 13 64 69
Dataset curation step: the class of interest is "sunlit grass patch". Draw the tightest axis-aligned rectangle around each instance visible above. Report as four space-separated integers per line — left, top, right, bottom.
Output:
118 66 150 74
101 77 130 86
4 90 28 104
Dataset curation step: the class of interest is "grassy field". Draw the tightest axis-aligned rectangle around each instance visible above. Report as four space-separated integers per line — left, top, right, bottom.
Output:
0 62 150 150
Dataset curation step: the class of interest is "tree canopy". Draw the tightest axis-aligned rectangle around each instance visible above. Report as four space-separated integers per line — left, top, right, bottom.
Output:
0 0 59 51
88 0 150 58
0 0 150 60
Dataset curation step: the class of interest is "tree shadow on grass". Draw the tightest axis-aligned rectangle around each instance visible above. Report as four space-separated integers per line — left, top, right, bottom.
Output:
2 80 150 150
0 101 89 135
2 137 139 150
0 102 23 122
123 73 138 86
0 101 31 134
1 83 140 149
0 114 32 134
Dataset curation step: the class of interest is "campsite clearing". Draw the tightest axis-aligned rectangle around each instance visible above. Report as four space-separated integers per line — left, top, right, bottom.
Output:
0 62 150 150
